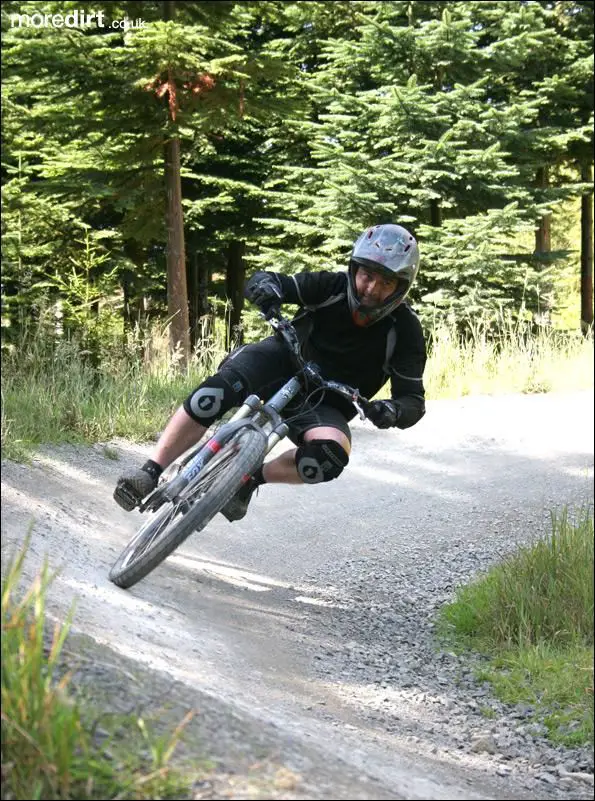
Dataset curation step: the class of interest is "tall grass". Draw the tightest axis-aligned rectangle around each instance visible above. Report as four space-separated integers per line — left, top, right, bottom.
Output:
2 538 79 798
1 311 593 458
439 506 594 745
425 314 593 399
1 533 193 799
441 507 593 648
1 315 228 459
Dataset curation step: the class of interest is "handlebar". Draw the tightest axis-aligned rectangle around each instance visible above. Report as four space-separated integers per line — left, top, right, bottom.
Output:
266 313 372 421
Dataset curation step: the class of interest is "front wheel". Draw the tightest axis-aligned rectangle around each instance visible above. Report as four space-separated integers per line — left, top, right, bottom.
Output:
109 426 267 589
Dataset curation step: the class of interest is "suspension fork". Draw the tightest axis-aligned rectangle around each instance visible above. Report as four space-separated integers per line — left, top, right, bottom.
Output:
163 394 264 501
259 374 303 453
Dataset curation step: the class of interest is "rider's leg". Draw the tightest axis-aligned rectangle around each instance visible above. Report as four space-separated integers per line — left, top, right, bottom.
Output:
221 426 351 522
151 406 207 469
114 371 248 511
114 338 292 511
261 426 352 483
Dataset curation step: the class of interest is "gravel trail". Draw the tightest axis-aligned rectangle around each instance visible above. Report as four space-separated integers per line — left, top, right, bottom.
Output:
1 390 593 799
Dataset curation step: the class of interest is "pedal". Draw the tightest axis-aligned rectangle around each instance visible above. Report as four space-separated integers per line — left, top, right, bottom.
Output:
113 481 140 512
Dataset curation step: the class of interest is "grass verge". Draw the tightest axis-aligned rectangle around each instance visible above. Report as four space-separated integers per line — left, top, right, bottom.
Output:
1 532 195 800
1 314 593 460
437 506 594 746
1 320 227 461
424 316 593 399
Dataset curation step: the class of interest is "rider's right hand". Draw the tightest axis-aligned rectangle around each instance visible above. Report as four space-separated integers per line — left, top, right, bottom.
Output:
245 273 283 316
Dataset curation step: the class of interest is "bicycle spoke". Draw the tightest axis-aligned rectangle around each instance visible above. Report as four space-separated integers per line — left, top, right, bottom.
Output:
110 426 267 588
119 502 183 568
118 443 240 571
182 443 239 504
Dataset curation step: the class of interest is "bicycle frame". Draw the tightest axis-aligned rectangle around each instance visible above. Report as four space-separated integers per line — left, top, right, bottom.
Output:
139 315 370 513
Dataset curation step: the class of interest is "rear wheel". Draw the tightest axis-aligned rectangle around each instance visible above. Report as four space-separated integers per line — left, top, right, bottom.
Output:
109 427 267 589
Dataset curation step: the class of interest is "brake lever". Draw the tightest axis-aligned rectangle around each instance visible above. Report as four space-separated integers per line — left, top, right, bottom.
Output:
353 398 367 421
262 306 282 322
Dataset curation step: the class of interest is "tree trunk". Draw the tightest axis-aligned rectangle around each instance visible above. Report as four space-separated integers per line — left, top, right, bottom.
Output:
163 0 175 21
226 239 246 349
162 0 189 367
187 251 213 349
197 254 213 343
122 272 131 334
187 252 199 349
430 198 442 227
534 166 551 254
164 135 190 367
122 239 146 326
580 161 594 335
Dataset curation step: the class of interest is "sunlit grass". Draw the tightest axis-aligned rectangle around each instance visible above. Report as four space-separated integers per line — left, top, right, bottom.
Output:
1 310 592 458
1 317 228 458
1 532 194 799
438 506 594 745
425 315 593 399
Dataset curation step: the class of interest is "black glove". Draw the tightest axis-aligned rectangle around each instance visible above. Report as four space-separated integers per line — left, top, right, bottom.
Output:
367 399 401 429
245 273 283 317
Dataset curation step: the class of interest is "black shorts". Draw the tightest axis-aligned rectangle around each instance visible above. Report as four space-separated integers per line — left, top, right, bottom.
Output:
218 336 353 445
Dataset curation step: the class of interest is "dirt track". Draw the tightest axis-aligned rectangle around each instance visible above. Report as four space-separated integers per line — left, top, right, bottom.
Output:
2 390 593 799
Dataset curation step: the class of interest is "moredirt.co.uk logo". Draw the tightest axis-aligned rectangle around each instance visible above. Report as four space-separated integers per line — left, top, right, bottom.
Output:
10 9 146 29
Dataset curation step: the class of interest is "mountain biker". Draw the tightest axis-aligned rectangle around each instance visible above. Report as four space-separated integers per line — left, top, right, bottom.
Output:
114 223 427 521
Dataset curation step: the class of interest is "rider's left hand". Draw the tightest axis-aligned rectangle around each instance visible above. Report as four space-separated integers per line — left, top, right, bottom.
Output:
367 399 401 429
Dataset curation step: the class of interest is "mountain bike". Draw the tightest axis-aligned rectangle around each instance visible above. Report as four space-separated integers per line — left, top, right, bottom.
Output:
109 313 372 589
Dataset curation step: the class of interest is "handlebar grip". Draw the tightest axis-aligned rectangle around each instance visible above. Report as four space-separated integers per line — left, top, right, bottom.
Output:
263 304 282 321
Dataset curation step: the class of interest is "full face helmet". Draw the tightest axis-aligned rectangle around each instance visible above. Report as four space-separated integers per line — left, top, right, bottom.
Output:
347 223 420 326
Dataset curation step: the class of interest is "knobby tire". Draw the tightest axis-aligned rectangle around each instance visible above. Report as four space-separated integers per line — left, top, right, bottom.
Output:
109 427 266 589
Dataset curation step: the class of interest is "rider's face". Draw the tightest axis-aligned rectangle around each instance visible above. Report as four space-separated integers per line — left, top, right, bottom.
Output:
354 266 399 306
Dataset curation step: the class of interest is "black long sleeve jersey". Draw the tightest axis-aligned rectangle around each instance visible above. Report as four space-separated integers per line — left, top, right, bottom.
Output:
255 270 427 430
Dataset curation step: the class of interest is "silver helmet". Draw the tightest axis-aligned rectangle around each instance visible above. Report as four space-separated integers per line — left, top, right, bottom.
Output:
347 223 420 325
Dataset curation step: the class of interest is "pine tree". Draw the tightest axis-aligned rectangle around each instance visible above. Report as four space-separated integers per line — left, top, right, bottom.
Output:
3 1 591 340
468 0 593 324
1 0 300 362
252 1 593 326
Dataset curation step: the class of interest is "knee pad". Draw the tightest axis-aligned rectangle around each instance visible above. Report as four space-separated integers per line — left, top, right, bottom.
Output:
295 440 349 484
183 371 246 425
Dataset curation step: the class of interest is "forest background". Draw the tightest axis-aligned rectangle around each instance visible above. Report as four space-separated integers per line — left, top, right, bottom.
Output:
1 0 593 450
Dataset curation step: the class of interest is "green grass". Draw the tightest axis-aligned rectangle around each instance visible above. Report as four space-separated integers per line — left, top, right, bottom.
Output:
1 313 593 459
424 315 593 399
438 506 594 745
475 642 593 746
1 533 195 800
1 321 228 460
